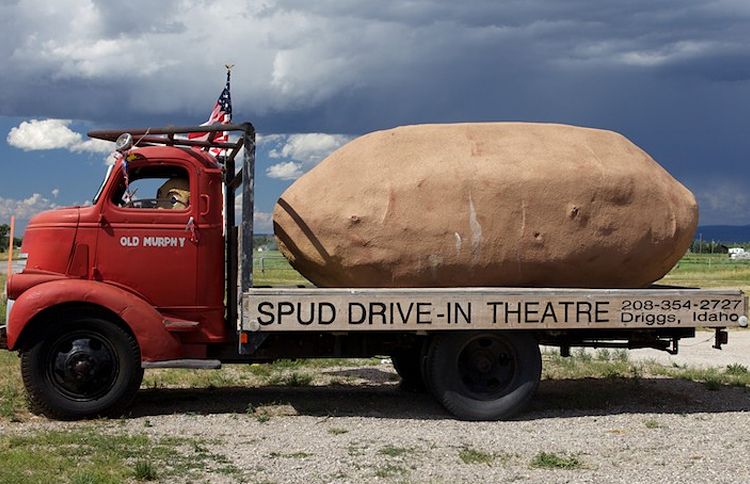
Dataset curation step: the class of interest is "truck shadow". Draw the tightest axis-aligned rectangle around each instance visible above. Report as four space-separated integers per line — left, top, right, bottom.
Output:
129 376 750 420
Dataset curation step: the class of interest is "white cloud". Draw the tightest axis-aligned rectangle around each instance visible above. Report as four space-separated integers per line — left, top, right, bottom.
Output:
233 194 274 232
266 161 305 180
254 211 274 232
0 193 58 221
7 119 114 154
51 188 60 198
71 138 115 154
256 133 286 146
7 119 81 150
263 132 352 180
269 133 351 164
104 152 120 166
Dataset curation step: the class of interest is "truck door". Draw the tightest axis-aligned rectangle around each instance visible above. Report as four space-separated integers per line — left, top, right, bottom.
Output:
95 160 199 314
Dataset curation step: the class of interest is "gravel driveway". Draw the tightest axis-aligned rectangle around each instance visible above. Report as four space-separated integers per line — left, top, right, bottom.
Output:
2 330 749 483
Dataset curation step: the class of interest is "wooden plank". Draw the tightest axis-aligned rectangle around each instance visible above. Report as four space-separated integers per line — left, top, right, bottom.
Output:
241 287 748 332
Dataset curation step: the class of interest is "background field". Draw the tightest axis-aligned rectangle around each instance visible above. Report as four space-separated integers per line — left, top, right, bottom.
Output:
658 253 750 293
253 250 309 286
254 249 750 292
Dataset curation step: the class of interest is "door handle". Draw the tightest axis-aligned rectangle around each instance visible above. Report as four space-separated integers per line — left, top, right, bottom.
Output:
200 194 210 216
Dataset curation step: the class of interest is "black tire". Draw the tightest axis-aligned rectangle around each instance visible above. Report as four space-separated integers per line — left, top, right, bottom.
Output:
21 316 143 420
424 332 541 421
391 348 425 390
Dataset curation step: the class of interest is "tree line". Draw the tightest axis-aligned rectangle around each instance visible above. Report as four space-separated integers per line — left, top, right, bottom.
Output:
0 224 22 252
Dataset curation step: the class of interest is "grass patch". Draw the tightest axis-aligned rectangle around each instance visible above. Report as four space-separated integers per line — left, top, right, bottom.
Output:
133 460 158 481
373 463 407 478
644 419 662 429
347 442 367 457
0 350 26 421
726 363 748 376
530 452 583 470
378 445 414 458
245 403 272 422
286 371 313 386
542 349 632 381
655 364 750 388
142 357 381 390
0 427 238 483
543 349 750 389
269 451 312 459
458 447 497 465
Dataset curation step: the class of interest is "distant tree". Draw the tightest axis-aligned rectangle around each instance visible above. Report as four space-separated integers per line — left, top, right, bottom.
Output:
0 224 8 250
689 239 728 254
0 224 22 252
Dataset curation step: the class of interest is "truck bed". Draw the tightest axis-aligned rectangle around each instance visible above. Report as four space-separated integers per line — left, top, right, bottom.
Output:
242 287 748 332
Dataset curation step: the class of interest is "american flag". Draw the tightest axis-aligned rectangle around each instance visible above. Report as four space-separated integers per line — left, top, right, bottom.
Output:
189 68 233 158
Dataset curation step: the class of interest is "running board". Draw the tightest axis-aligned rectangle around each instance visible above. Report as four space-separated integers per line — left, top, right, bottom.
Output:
142 359 222 369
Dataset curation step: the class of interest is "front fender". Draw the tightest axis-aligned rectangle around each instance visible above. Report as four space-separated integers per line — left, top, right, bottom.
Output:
7 279 183 361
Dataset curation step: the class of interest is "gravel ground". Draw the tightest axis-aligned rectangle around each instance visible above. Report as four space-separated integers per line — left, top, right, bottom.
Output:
2 330 749 483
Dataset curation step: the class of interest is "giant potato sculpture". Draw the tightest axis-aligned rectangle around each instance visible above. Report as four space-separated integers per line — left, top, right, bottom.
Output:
273 123 697 288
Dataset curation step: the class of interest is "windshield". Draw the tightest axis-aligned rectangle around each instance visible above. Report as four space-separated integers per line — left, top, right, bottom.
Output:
93 164 114 204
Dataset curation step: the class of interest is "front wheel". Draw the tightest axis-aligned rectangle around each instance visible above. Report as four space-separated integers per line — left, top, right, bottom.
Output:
424 332 541 421
21 317 143 420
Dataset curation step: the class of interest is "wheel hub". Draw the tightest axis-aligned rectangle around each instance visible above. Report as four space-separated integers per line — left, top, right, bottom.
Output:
458 336 516 399
70 355 95 379
470 353 493 373
48 333 118 400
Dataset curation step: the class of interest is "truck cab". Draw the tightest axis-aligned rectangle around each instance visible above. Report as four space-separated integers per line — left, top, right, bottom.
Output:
2 124 254 419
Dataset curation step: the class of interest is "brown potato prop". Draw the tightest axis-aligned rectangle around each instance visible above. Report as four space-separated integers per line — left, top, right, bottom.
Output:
273 123 697 288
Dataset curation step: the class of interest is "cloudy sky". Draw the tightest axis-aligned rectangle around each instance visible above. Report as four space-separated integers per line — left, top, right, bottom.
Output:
1 0 749 232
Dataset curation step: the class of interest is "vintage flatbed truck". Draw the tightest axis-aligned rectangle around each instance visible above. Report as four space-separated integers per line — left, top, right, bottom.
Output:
1 123 747 421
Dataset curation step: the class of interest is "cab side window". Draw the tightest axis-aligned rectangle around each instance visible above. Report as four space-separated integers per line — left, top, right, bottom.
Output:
112 165 191 210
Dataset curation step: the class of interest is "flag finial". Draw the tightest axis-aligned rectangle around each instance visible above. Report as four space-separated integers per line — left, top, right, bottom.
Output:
225 64 234 72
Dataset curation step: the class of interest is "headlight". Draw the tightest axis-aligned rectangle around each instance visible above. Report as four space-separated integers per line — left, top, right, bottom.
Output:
3 283 13 326
4 298 12 326
16 254 28 273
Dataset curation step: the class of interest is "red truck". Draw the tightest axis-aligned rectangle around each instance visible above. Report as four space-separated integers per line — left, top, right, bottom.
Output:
2 123 747 420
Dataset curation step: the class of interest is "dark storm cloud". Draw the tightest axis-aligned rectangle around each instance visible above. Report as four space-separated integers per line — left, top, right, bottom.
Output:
1 0 748 223
91 0 185 36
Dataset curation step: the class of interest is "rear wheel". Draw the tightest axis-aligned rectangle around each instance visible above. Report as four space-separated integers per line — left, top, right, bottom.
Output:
21 316 143 420
424 332 540 420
